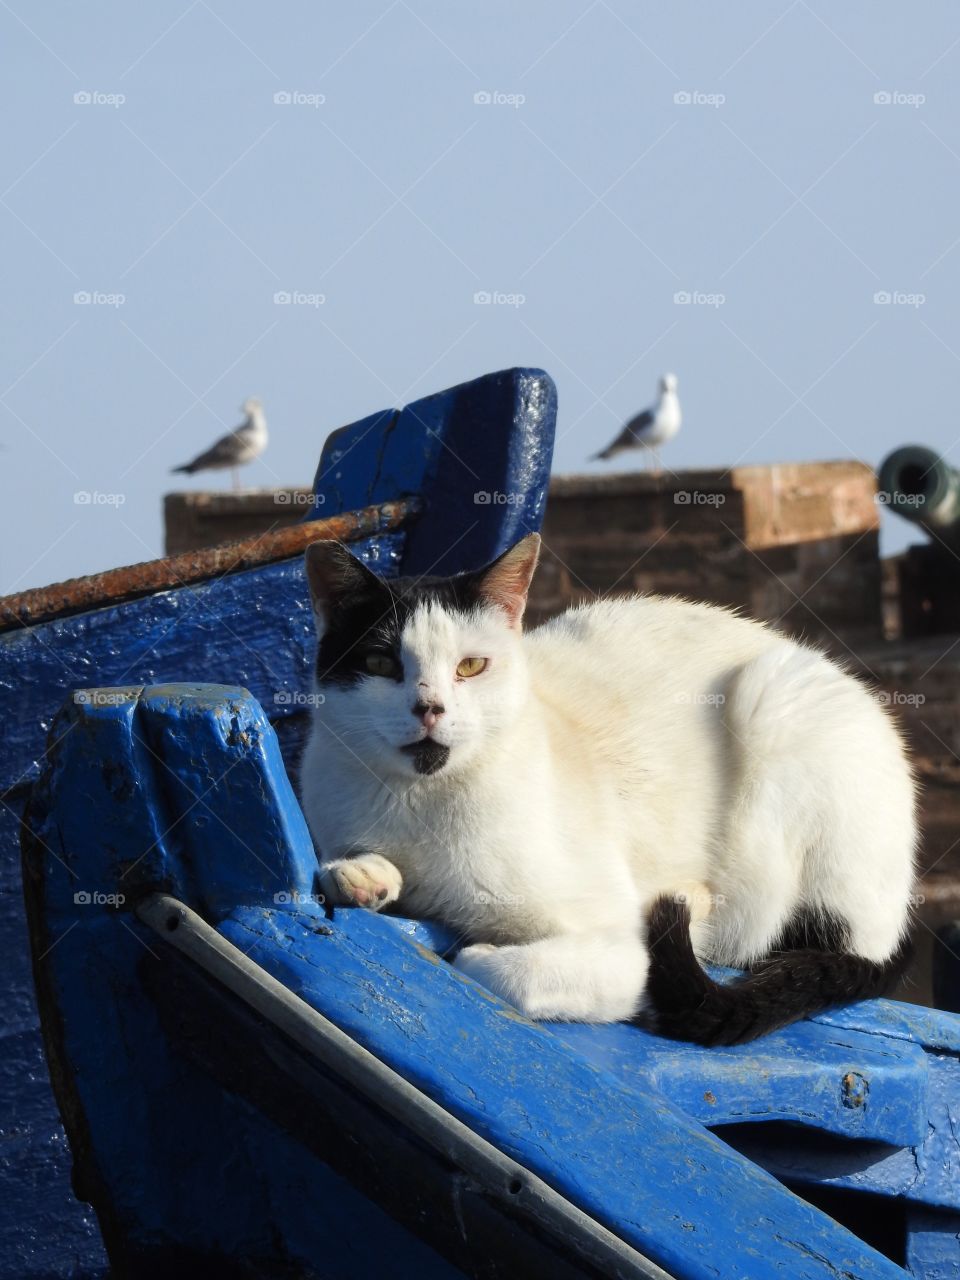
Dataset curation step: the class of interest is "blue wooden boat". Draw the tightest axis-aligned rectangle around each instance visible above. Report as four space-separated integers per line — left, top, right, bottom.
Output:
6 369 960 1278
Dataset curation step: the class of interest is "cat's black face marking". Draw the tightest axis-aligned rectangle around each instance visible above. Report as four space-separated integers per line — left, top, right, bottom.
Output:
314 567 482 689
399 739 451 775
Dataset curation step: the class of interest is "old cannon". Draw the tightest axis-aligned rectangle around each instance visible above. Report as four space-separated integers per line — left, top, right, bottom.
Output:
878 445 960 550
878 444 960 637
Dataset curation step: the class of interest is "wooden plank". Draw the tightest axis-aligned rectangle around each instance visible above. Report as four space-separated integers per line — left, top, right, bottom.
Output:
0 497 417 633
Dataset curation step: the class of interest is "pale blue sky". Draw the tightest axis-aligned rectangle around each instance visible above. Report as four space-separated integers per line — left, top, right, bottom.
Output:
3 2 960 591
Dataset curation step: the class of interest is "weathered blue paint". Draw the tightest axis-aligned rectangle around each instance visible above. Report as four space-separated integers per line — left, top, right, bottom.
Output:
905 1209 960 1280
311 367 557 575
23 686 463 1278
552 1018 928 1147
27 681 960 1277
720 1051 960 1212
0 370 558 1275
0 564 324 1276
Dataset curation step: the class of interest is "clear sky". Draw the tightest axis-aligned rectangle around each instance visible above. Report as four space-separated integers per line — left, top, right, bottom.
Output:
3 2 959 591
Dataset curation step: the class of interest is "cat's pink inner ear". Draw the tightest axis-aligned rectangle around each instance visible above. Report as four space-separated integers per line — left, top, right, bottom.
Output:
476 533 541 628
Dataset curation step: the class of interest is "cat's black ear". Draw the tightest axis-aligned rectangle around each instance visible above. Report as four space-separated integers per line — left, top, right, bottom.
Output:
474 533 541 629
304 540 384 630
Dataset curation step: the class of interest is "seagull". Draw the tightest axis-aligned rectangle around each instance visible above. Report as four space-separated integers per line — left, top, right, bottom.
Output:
592 374 681 471
172 398 268 490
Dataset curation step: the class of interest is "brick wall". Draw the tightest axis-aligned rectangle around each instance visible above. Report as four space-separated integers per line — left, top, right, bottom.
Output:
165 463 883 651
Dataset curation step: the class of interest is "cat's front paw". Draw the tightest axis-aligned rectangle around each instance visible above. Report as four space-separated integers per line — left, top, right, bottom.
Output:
319 853 402 910
452 944 507 996
453 944 562 1019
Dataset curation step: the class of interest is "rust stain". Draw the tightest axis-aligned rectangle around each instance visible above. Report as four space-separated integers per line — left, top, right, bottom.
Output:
841 1071 868 1109
703 1090 717 1106
0 497 420 633
410 941 443 966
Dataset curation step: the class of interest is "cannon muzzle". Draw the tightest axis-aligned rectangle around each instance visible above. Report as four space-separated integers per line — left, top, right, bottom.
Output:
877 445 960 548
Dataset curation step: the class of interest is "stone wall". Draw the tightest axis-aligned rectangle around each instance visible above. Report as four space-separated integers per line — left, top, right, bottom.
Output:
528 465 881 652
164 489 313 555
165 462 883 652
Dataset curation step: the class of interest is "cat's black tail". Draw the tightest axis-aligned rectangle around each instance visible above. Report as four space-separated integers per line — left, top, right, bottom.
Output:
643 897 913 1046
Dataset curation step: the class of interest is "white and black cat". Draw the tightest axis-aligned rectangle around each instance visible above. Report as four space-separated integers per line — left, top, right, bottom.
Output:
299 533 916 1045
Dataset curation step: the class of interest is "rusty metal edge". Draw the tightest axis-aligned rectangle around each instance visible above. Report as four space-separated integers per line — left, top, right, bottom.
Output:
0 498 419 635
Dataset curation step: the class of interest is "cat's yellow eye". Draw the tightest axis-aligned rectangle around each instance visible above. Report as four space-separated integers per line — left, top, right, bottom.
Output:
456 656 488 678
364 653 398 678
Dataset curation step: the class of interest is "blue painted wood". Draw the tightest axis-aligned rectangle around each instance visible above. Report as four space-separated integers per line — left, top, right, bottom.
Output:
378 916 942 1155
311 367 557 576
551 1018 928 1147
0 562 328 1274
23 684 462 1278
905 1209 960 1280
0 369 557 1276
719 1052 960 1213
25 682 924 1278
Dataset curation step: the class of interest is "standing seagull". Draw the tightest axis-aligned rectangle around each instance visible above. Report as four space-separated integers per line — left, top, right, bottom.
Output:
592 374 681 471
172 398 268 490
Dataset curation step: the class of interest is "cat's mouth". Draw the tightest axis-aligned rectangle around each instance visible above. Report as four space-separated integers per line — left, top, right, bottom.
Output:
399 738 451 776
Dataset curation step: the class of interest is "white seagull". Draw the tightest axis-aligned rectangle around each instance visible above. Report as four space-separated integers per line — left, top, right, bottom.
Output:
592 374 681 471
172 398 268 490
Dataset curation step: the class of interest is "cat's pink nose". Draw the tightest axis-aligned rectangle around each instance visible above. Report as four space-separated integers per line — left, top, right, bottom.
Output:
413 700 444 730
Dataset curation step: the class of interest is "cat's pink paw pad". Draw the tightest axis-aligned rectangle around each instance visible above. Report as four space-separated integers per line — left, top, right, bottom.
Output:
320 854 402 911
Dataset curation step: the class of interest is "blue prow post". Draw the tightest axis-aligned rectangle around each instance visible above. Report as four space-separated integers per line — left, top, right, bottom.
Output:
0 367 556 1276
310 366 556 575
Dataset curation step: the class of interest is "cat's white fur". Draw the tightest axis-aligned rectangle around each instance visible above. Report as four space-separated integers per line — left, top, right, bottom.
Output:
300 537 916 1023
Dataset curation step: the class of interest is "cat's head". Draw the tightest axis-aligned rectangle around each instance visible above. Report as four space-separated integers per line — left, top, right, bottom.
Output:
304 534 540 779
